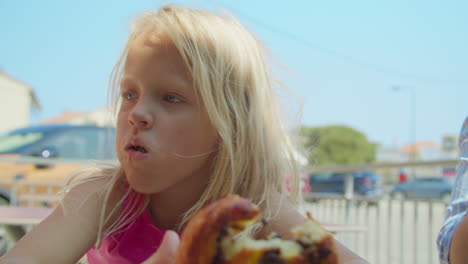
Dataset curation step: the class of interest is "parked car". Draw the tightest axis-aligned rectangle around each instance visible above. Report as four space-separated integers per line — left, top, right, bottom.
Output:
0 124 116 203
308 171 384 198
390 176 453 203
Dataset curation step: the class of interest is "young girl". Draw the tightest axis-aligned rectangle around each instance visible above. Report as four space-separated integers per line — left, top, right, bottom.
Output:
1 4 368 264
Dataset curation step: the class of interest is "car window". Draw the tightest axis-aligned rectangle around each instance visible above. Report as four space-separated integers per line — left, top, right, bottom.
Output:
420 178 442 183
418 178 432 183
353 171 364 177
360 171 378 179
310 173 334 181
411 178 450 186
331 173 345 180
407 179 421 185
437 177 455 186
28 128 115 160
429 178 443 183
0 132 44 153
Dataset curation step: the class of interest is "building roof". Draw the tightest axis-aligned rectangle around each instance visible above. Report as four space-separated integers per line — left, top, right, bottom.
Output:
40 111 84 124
399 141 439 155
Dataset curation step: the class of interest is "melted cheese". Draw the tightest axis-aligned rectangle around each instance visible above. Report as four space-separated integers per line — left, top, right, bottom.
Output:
221 235 302 259
291 219 327 244
220 218 328 260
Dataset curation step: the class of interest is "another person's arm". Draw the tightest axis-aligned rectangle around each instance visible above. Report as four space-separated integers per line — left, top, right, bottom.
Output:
449 214 468 264
438 211 468 264
437 116 468 264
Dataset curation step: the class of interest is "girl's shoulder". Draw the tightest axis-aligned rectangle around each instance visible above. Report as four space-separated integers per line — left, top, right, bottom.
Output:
62 167 124 216
1 169 123 263
58 166 125 233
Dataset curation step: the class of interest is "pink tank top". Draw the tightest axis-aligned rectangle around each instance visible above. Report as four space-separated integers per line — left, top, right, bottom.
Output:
86 193 179 263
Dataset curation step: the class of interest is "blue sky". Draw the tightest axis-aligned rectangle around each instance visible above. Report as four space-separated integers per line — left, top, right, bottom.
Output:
1 0 467 147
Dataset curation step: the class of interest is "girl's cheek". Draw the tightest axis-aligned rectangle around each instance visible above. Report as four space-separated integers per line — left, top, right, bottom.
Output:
116 111 130 126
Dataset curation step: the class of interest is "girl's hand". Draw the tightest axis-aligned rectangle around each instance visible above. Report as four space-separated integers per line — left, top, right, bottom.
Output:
142 230 180 264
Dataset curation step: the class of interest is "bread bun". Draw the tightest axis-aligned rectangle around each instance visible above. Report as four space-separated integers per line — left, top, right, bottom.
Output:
176 194 337 264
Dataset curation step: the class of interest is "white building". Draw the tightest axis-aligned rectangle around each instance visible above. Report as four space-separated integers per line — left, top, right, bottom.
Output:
0 69 41 133
376 138 458 183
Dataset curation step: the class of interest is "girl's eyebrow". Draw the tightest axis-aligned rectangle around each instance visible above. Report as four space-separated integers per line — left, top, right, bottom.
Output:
120 75 194 99
168 73 193 92
120 77 138 89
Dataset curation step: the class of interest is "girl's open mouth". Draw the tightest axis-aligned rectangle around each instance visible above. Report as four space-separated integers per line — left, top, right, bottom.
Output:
128 145 148 153
125 143 150 159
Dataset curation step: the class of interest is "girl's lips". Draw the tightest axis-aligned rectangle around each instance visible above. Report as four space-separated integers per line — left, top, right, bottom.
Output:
126 148 150 160
125 138 150 153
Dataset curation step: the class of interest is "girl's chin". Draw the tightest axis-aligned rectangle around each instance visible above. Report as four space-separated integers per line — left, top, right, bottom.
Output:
125 173 168 194
127 181 159 194
125 172 153 193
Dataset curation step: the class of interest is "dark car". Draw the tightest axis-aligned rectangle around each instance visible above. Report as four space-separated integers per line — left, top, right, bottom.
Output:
390 177 453 203
308 171 383 198
0 124 116 203
0 124 116 159
0 124 117 254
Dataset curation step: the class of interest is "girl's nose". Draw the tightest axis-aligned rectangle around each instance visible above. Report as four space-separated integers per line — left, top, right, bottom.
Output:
128 104 153 129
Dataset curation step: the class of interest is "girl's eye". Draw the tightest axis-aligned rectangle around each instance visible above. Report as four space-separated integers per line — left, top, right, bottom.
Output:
123 91 138 101
164 95 182 103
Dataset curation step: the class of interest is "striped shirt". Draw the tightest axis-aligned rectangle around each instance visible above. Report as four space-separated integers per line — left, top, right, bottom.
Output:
437 116 468 264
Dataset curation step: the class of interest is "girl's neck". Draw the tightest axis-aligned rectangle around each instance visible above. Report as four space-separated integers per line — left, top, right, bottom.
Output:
147 169 210 231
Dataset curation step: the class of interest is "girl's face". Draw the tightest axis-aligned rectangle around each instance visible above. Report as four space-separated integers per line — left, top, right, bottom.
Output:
116 32 218 194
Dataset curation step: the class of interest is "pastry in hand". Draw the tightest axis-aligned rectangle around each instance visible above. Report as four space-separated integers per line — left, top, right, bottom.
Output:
176 194 338 264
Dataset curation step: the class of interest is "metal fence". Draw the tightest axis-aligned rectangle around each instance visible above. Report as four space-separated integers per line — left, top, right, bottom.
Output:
301 159 458 264
302 194 447 264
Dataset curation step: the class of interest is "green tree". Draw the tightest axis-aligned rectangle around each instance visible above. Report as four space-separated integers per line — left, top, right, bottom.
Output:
301 125 377 166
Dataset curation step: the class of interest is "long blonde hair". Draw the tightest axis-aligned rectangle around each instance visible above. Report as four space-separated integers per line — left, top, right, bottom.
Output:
68 4 302 247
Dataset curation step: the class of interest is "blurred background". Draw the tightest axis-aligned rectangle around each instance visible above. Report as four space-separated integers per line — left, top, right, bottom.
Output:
0 1 467 263
1 0 466 166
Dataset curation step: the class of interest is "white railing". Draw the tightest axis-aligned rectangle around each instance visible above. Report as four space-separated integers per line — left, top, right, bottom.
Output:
303 194 446 264
302 158 458 264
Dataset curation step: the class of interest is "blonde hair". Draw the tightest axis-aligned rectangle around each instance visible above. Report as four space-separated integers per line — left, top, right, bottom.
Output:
68 4 302 247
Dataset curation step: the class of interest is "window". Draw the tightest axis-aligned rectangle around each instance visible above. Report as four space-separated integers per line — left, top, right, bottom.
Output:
25 127 116 160
0 132 44 153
